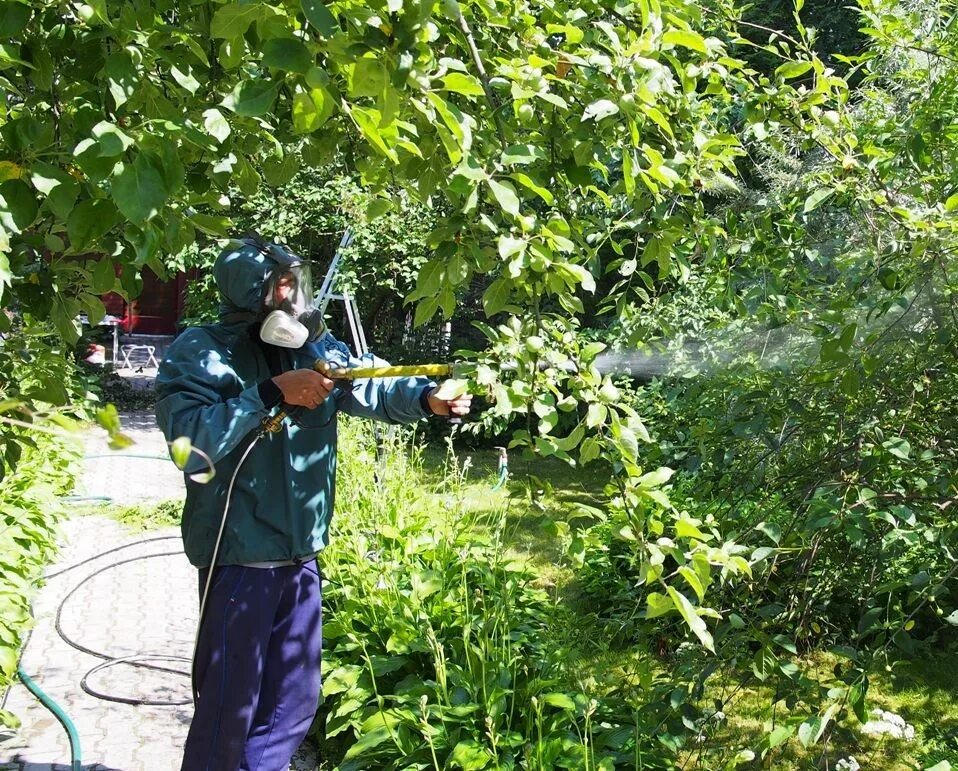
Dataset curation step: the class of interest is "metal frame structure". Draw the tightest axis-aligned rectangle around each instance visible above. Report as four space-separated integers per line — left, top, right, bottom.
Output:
314 229 369 358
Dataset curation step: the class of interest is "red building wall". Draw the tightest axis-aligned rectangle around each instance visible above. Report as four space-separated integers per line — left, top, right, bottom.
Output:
102 268 188 335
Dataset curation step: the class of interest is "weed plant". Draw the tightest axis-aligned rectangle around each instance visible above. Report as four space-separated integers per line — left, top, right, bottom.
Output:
315 418 658 770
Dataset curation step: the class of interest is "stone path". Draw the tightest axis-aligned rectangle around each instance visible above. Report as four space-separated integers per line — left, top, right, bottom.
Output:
0 411 319 771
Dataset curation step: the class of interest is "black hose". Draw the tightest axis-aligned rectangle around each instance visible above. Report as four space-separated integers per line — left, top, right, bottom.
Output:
48 539 193 707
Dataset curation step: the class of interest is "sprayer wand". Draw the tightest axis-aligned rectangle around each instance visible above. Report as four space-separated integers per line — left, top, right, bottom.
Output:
261 359 467 433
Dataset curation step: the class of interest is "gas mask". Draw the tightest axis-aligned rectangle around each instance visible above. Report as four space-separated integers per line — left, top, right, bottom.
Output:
257 243 326 349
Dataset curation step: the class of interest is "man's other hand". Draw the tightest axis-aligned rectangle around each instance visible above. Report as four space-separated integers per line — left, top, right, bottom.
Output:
273 369 335 409
426 389 473 418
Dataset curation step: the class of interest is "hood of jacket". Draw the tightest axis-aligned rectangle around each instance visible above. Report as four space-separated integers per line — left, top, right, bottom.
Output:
213 240 276 320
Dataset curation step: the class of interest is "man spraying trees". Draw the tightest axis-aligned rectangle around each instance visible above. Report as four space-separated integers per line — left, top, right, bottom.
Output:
155 235 471 770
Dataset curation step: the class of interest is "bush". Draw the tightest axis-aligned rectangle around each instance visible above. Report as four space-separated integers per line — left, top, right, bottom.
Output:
316 420 658 769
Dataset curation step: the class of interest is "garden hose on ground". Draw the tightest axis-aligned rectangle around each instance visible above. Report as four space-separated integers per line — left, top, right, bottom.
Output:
46 535 192 706
16 662 82 771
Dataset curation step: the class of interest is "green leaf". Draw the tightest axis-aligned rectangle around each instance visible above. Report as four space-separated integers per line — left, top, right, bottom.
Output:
0 180 37 234
510 172 554 204
262 37 312 74
301 0 338 37
776 61 814 79
203 108 231 143
945 193 958 212
292 88 334 134
343 727 392 760
0 3 30 37
755 521 782 544
678 566 705 602
676 515 709 541
170 64 201 94
222 80 279 117
666 586 715 652
581 99 619 122
482 278 511 316
92 120 134 156
104 52 136 108
365 198 392 222
883 437 911 460
541 692 576 711
0 644 18 679
645 591 673 618
449 739 492 770
67 198 117 250
92 257 116 293
488 178 520 216
804 187 834 213
211 3 265 39
441 72 484 96
662 29 707 54
349 58 387 98
413 295 438 326
351 106 398 163
111 155 169 225
501 144 545 165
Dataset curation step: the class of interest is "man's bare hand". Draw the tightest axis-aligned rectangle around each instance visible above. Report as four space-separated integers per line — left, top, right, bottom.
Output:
272 369 335 409
426 389 473 418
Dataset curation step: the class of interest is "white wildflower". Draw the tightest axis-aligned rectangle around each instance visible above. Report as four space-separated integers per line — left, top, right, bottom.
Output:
860 709 916 741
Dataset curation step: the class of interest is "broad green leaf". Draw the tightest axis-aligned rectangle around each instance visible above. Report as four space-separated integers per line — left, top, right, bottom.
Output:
351 106 398 163
449 739 492 770
222 80 279 117
365 198 392 221
804 187 834 213
541 693 575 710
501 144 545 165
170 64 201 94
104 52 136 107
666 586 715 652
0 180 37 233
349 58 387 98
776 61 814 79
582 99 619 122
442 72 484 96
510 172 554 204
662 29 707 54
301 0 338 37
111 155 169 225
67 198 117 250
263 37 312 74
203 108 231 143
676 515 709 541
92 257 116 293
92 120 133 156
482 278 511 316
211 3 265 39
645 591 673 618
488 178 520 216
678 566 705 602
945 193 958 212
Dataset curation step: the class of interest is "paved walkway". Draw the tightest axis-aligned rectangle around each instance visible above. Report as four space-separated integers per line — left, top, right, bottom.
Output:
0 411 319 770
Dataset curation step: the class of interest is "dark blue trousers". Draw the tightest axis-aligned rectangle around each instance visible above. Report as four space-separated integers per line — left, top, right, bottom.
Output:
181 563 323 771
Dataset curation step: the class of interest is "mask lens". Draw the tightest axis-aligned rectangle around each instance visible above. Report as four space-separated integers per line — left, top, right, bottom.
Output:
265 264 314 316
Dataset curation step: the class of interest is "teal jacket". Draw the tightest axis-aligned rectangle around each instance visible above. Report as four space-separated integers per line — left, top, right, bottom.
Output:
155 241 434 567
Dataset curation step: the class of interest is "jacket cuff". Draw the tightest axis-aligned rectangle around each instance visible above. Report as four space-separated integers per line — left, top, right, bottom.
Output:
258 378 283 409
419 385 435 416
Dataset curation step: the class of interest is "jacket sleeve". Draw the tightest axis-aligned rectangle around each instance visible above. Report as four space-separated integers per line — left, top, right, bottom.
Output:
322 336 435 424
154 331 270 474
